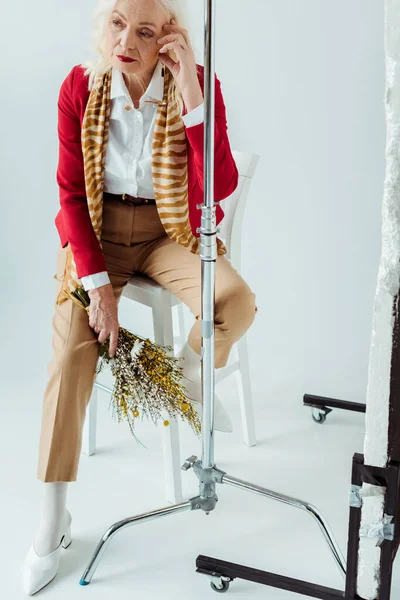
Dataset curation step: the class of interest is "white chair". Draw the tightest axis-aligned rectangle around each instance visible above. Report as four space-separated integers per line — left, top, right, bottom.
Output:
82 150 260 504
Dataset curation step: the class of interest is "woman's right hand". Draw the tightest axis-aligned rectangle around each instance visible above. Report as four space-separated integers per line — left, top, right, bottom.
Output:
88 283 119 358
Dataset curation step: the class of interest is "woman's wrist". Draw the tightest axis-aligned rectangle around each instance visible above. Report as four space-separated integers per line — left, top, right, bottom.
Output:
181 78 203 113
88 282 112 297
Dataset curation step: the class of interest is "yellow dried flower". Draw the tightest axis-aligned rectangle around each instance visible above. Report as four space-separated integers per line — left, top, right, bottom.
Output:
60 285 203 444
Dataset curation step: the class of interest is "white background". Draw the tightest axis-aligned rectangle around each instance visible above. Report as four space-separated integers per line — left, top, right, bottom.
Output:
0 0 384 402
1 1 390 598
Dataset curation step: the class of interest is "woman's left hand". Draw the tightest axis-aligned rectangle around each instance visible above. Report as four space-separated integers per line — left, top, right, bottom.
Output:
157 18 201 97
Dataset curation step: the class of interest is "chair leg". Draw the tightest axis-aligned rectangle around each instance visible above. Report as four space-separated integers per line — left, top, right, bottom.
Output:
152 294 184 505
235 334 257 447
176 302 186 347
82 385 98 456
161 412 183 503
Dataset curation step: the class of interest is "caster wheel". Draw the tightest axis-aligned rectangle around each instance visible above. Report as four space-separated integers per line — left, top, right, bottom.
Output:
210 579 230 593
312 408 327 424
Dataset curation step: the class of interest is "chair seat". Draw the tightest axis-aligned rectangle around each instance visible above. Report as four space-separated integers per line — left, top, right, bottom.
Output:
122 274 182 308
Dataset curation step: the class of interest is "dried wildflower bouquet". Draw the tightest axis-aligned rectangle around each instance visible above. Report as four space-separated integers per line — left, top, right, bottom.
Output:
60 286 202 445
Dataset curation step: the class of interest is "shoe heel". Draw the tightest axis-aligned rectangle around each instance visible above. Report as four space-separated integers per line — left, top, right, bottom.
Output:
61 524 71 549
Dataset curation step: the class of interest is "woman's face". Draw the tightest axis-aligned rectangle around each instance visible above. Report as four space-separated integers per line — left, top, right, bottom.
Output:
106 0 170 77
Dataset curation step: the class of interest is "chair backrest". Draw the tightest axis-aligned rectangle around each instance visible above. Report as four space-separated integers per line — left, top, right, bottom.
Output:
217 151 259 273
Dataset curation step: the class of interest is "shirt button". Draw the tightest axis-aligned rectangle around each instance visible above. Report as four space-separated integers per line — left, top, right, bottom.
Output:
125 105 131 111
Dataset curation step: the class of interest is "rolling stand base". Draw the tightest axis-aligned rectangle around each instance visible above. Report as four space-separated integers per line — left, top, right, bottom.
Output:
196 555 347 598
196 453 400 600
303 394 366 424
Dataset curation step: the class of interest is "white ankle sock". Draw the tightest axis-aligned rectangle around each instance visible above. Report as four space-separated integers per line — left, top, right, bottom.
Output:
176 340 201 382
34 482 69 556
176 340 203 403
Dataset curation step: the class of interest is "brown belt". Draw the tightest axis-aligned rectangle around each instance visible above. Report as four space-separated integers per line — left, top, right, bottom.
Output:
103 192 156 206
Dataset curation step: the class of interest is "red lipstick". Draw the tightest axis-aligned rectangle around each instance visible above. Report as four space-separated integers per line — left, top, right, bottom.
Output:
117 55 136 63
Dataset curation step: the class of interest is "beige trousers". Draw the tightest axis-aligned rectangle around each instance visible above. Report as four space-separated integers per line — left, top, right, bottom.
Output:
37 196 258 482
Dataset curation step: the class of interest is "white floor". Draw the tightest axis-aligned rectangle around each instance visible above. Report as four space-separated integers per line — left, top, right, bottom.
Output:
6 367 400 599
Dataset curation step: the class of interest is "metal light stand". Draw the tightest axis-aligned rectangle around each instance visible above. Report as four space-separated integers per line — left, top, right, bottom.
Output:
78 0 368 595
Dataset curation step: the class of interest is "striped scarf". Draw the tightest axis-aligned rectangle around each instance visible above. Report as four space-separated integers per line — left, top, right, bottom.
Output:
56 66 227 306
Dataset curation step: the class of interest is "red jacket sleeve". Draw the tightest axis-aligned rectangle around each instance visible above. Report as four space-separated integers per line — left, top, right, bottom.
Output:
56 66 107 278
183 71 239 201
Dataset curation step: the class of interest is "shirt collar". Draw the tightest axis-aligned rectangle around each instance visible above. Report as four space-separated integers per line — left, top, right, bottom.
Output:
110 59 164 107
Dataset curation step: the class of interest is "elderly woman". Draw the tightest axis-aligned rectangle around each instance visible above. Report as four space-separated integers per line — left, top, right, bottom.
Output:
23 0 257 594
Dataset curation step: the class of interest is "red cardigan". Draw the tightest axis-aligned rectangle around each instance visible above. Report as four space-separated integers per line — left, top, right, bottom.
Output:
55 63 239 279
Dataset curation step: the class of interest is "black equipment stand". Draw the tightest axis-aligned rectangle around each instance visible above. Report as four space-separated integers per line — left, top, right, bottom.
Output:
196 453 400 599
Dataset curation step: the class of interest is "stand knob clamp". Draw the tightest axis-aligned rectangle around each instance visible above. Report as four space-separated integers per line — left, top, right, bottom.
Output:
182 455 227 513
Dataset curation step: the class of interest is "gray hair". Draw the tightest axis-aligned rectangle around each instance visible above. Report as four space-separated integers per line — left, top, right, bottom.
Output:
80 0 199 114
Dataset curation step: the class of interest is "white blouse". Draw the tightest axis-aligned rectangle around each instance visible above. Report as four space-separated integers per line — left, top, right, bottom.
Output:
81 59 204 291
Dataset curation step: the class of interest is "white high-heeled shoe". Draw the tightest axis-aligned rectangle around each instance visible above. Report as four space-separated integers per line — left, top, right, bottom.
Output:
191 392 233 433
23 511 72 596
